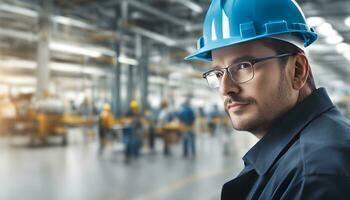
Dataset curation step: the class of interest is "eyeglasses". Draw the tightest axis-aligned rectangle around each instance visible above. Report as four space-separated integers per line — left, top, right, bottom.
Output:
203 53 295 88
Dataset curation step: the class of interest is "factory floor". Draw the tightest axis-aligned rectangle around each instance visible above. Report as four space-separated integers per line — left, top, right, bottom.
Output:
0 128 257 200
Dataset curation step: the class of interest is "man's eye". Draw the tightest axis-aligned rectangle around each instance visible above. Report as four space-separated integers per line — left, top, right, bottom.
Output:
215 71 223 78
237 63 251 70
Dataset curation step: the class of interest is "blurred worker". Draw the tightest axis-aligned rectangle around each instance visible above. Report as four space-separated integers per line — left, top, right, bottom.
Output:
207 104 221 136
157 99 173 155
124 100 143 162
144 104 156 153
178 99 196 158
185 0 350 199
157 99 172 127
197 106 207 134
98 103 113 155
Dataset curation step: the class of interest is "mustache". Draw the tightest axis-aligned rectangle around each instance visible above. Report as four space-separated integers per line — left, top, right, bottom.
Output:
224 95 255 107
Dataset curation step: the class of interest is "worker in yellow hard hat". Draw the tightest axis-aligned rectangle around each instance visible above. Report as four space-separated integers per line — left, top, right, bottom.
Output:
129 100 139 114
124 100 142 162
102 103 111 111
98 103 113 155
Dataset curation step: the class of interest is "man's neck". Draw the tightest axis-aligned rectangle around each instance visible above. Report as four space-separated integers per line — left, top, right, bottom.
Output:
297 86 313 104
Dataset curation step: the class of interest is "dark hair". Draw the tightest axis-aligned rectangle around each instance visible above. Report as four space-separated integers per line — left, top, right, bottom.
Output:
258 38 316 91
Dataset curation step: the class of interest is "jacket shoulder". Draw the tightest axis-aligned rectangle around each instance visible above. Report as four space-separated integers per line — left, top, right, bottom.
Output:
300 108 350 177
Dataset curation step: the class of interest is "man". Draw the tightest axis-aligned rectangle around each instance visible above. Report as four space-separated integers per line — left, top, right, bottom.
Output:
178 99 196 158
125 100 143 161
186 0 350 199
157 99 174 155
98 103 113 154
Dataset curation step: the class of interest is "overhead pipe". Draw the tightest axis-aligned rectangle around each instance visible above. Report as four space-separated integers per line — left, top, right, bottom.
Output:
126 0 191 27
170 0 203 13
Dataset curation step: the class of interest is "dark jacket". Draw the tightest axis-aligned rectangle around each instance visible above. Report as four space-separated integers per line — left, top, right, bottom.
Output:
221 88 350 200
178 105 196 126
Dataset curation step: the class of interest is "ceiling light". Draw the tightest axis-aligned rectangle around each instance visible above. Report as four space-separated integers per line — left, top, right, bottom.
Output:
336 43 350 54
0 59 107 76
50 42 102 58
89 47 115 57
0 4 38 18
50 63 82 73
344 52 350 61
325 35 343 45
18 86 35 94
171 0 203 13
0 4 102 33
0 60 36 69
0 28 38 41
316 23 337 36
0 76 36 85
345 17 350 27
118 56 139 66
50 62 106 76
306 17 325 27
53 16 96 30
150 55 162 62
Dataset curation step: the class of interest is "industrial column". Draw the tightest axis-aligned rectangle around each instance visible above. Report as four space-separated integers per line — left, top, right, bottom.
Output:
126 64 135 110
112 2 128 117
36 0 52 98
135 35 150 113
112 45 122 117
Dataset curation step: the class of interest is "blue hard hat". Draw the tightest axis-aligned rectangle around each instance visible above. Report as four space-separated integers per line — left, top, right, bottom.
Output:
185 0 318 62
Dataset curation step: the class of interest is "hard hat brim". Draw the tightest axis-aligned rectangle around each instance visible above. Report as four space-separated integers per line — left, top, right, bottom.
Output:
185 31 317 62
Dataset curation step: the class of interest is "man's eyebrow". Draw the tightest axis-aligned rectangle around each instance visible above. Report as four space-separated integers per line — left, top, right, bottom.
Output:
212 65 222 70
212 55 256 69
230 55 256 64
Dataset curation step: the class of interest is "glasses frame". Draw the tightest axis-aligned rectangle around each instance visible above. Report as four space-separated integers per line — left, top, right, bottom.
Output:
202 53 295 87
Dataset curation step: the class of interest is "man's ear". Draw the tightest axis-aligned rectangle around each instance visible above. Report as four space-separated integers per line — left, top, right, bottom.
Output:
292 53 309 90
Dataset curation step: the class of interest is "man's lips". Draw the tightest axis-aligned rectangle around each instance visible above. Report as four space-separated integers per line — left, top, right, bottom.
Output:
227 102 250 112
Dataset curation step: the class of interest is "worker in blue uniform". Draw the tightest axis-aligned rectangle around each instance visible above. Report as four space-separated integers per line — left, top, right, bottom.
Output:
185 0 350 199
178 99 196 158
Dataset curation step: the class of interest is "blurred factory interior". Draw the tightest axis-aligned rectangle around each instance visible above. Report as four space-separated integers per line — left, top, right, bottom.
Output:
0 0 349 199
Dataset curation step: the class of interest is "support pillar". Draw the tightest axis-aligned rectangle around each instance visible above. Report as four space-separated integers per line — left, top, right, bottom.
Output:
111 2 128 118
36 0 52 98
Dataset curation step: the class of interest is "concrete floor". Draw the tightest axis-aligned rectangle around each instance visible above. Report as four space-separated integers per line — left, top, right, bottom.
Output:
0 128 257 200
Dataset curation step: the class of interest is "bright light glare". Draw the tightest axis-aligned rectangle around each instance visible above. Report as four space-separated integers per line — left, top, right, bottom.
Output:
53 16 95 30
325 35 343 45
50 42 102 58
172 0 203 13
118 56 139 66
0 4 38 18
316 23 337 36
336 43 350 54
0 76 36 85
306 17 325 27
50 62 106 76
345 17 350 27
344 52 350 61
0 60 36 69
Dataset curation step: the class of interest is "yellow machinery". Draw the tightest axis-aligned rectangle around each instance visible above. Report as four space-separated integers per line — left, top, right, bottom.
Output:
0 93 98 146
35 113 67 145
33 113 97 146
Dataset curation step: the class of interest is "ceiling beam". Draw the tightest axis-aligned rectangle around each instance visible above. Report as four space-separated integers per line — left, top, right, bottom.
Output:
170 0 203 14
126 0 191 27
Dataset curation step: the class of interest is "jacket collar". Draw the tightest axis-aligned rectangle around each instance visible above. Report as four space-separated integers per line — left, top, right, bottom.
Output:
242 88 335 176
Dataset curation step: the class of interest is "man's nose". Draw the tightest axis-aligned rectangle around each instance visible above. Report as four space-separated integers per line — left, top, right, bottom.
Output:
219 71 240 96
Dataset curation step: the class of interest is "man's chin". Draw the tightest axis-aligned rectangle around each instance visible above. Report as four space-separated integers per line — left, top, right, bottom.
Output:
229 114 258 132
